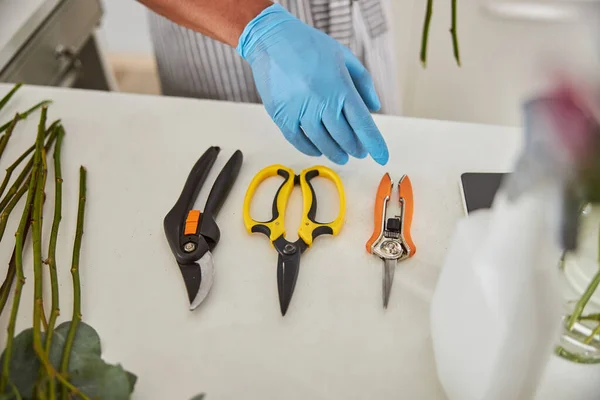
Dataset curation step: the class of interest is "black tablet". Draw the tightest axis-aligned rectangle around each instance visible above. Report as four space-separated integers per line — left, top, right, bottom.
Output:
459 172 508 215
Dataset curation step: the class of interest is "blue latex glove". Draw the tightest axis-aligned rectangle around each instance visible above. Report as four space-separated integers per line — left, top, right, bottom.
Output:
236 3 389 165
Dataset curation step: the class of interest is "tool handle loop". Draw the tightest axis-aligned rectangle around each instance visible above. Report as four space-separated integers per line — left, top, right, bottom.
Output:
204 150 243 220
365 173 392 253
298 166 346 246
243 164 294 242
399 175 416 256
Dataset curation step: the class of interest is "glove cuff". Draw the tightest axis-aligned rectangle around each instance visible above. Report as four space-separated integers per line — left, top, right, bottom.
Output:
236 3 296 61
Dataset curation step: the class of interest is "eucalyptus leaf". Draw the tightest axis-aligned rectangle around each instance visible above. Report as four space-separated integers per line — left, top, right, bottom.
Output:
189 395 205 400
48 320 101 371
1 322 136 399
0 328 39 397
46 321 136 397
66 357 131 400
50 321 102 371
126 371 137 392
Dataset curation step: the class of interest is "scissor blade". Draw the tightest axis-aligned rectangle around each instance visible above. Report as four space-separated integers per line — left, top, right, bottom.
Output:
383 259 396 309
277 253 301 316
178 251 215 311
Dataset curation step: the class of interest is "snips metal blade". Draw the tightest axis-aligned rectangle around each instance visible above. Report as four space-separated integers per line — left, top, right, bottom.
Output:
180 251 215 310
277 251 301 316
274 238 307 316
382 259 396 309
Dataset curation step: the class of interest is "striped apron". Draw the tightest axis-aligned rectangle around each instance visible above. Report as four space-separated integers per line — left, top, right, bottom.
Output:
147 0 400 115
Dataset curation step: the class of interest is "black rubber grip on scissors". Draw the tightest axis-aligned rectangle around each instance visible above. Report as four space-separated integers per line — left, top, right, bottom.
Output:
250 168 291 238
164 146 219 261
199 150 244 249
304 169 333 239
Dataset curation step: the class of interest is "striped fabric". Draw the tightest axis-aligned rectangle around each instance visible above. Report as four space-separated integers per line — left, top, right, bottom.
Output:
356 0 387 38
147 0 399 114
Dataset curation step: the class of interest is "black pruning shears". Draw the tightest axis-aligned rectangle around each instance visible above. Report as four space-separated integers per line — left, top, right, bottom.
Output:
164 146 243 310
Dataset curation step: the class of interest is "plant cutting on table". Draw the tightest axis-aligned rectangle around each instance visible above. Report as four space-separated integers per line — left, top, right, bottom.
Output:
0 84 137 400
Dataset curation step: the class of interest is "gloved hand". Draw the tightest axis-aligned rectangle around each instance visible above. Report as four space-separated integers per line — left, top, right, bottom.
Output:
236 3 389 165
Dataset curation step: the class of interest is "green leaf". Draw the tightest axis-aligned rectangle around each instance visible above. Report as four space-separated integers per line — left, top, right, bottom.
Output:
48 321 101 370
1 322 137 399
0 328 39 397
126 371 137 392
47 321 136 397
189 395 205 400
67 357 132 400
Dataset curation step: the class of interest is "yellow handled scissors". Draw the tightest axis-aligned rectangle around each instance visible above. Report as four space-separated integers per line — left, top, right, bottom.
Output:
243 164 346 315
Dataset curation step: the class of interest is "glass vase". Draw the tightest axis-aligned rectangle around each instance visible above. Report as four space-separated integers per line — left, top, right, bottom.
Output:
559 203 600 363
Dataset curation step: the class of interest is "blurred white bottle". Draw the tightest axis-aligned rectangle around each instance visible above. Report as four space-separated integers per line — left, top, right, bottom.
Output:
430 181 564 400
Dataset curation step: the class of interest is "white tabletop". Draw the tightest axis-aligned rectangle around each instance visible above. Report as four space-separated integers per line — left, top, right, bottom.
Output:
0 84 522 399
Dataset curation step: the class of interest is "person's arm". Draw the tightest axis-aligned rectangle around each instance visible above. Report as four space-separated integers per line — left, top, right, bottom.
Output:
138 0 273 46
138 1 389 165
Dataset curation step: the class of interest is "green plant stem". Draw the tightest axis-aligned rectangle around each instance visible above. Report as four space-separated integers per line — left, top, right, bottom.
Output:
0 178 32 319
0 224 30 317
580 313 600 322
420 0 433 67
0 127 59 318
0 114 19 163
0 176 30 245
0 118 43 395
24 121 86 400
584 323 600 344
0 140 34 201
450 0 461 66
32 143 48 398
0 170 34 239
0 83 22 112
60 166 87 400
0 122 59 213
43 126 64 400
567 271 600 329
9 379 22 400
0 100 52 135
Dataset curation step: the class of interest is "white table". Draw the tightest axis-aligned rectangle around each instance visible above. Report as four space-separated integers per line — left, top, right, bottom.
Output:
0 84 522 399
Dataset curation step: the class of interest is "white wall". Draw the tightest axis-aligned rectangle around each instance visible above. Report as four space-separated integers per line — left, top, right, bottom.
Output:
393 0 600 126
97 0 600 127
98 0 154 55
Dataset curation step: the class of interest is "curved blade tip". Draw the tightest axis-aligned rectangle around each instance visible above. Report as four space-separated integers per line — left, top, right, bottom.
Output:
189 251 215 310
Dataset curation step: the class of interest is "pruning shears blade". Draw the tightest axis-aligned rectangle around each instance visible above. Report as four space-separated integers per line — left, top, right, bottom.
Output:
178 251 215 311
190 251 215 310
383 259 396 309
277 252 301 316
177 262 200 305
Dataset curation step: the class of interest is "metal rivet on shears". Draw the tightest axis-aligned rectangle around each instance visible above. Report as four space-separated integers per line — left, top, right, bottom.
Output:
381 240 402 257
283 244 297 255
183 242 196 253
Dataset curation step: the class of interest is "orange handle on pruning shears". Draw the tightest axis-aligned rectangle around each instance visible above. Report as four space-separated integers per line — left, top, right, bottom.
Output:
366 173 392 253
399 175 416 257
